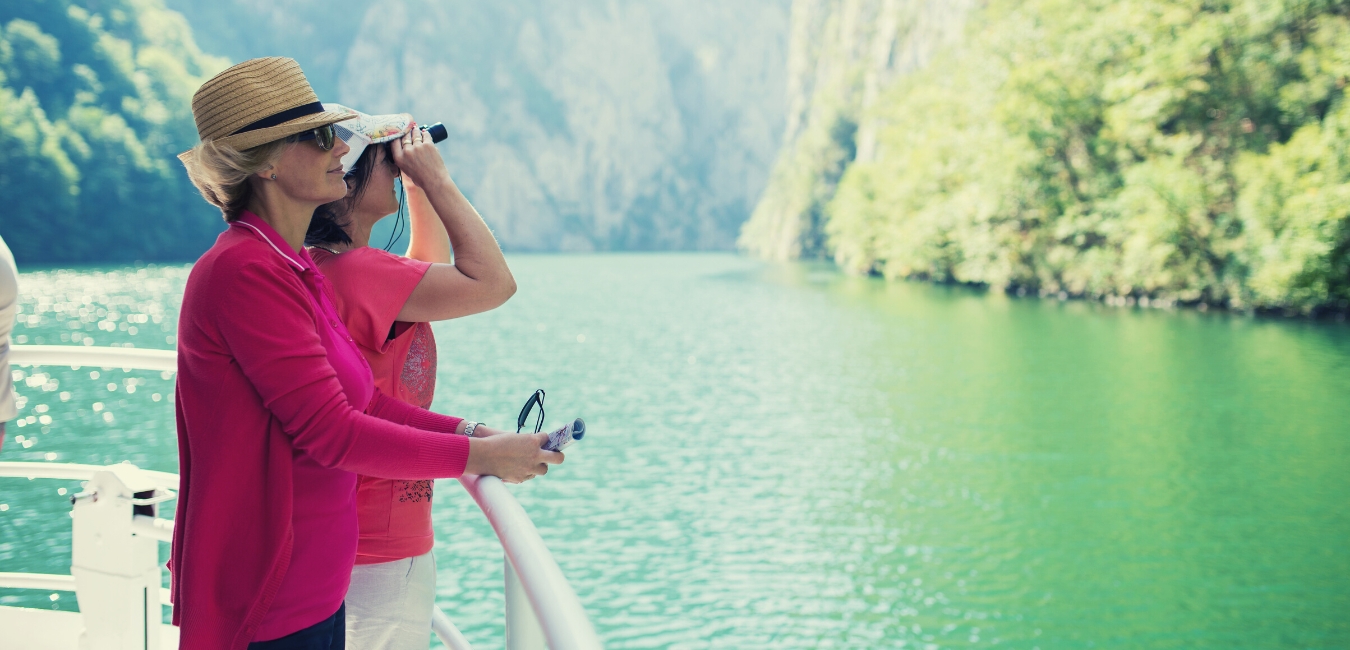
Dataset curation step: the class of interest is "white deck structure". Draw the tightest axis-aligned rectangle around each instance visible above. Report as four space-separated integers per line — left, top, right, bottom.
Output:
1 345 602 649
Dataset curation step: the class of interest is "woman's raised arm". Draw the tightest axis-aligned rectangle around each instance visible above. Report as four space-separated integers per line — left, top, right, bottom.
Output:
394 127 516 322
402 173 453 264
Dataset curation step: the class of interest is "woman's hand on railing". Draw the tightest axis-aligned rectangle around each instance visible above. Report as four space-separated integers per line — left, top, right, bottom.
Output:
465 432 563 484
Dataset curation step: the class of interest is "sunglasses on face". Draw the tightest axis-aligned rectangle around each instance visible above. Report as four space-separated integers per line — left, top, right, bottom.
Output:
289 124 337 151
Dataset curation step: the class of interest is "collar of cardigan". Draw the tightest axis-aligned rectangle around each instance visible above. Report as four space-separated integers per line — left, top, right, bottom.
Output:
232 211 310 273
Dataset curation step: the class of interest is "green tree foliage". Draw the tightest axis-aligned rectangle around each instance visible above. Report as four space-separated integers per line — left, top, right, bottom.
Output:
0 0 228 264
829 0 1350 313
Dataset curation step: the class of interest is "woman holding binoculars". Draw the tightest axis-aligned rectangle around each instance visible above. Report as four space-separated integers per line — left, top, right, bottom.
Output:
172 57 562 650
305 105 521 647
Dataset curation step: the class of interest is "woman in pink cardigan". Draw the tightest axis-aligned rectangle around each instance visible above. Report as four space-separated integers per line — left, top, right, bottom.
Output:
173 58 562 650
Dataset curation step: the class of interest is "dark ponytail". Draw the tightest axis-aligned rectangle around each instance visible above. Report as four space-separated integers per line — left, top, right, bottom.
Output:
306 204 352 246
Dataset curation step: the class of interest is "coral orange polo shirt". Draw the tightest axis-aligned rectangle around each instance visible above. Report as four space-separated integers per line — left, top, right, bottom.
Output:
311 246 445 564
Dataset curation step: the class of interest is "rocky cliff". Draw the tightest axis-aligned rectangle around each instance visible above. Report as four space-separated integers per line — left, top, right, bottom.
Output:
167 0 790 251
737 0 974 260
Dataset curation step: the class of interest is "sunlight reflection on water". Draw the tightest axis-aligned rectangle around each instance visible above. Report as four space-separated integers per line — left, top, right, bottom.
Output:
2 255 1349 648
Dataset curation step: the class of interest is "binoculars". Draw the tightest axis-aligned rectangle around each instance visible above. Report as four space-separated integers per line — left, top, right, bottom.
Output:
420 123 448 143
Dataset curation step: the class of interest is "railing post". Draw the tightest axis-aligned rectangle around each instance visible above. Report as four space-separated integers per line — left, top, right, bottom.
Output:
70 464 168 650
504 555 546 650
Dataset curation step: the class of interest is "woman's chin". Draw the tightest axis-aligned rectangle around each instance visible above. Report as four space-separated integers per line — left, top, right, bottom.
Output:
324 182 349 202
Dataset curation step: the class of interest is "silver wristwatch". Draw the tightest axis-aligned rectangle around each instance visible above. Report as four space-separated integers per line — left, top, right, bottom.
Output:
464 421 482 438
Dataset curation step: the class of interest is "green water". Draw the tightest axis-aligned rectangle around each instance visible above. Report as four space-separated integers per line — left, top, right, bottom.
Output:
2 254 1348 649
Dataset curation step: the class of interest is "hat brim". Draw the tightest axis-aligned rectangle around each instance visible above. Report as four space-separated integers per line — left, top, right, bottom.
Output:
324 103 414 144
180 108 357 155
324 103 416 173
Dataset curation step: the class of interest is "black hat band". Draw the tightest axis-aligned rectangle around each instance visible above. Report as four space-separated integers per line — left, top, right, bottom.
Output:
231 101 325 136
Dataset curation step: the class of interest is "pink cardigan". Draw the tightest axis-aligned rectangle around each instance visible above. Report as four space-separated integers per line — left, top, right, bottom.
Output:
171 215 470 649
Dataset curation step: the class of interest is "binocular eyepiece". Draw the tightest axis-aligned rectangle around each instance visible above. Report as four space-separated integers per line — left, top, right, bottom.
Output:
419 123 448 143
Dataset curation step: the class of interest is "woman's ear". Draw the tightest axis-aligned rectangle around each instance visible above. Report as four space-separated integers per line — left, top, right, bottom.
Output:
255 165 277 182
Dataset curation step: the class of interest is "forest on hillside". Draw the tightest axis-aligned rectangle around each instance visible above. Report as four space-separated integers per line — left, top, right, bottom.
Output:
0 0 227 264
1 0 791 262
750 0 1350 314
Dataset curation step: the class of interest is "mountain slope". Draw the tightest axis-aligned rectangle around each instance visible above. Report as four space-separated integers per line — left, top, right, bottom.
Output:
748 0 1350 314
738 0 975 260
168 0 791 251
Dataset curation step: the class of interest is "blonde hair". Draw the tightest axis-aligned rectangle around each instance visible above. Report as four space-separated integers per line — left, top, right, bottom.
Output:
179 138 291 221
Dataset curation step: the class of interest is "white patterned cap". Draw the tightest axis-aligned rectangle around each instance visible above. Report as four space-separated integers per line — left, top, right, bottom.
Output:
322 103 414 173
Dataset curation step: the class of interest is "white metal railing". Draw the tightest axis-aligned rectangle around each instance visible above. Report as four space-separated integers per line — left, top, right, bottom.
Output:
459 474 601 648
0 461 179 491
0 571 77 592
4 345 603 649
9 345 177 373
0 572 172 606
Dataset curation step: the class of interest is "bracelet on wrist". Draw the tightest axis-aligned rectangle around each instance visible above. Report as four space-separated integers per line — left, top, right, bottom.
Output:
464 421 482 438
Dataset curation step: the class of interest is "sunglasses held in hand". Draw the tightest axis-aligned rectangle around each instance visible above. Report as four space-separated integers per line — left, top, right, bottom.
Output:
517 389 585 452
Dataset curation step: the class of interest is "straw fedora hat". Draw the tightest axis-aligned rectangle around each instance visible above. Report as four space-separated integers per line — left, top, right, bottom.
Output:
184 57 354 153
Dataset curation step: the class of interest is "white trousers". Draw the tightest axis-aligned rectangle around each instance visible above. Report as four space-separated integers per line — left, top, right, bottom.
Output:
345 551 437 650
